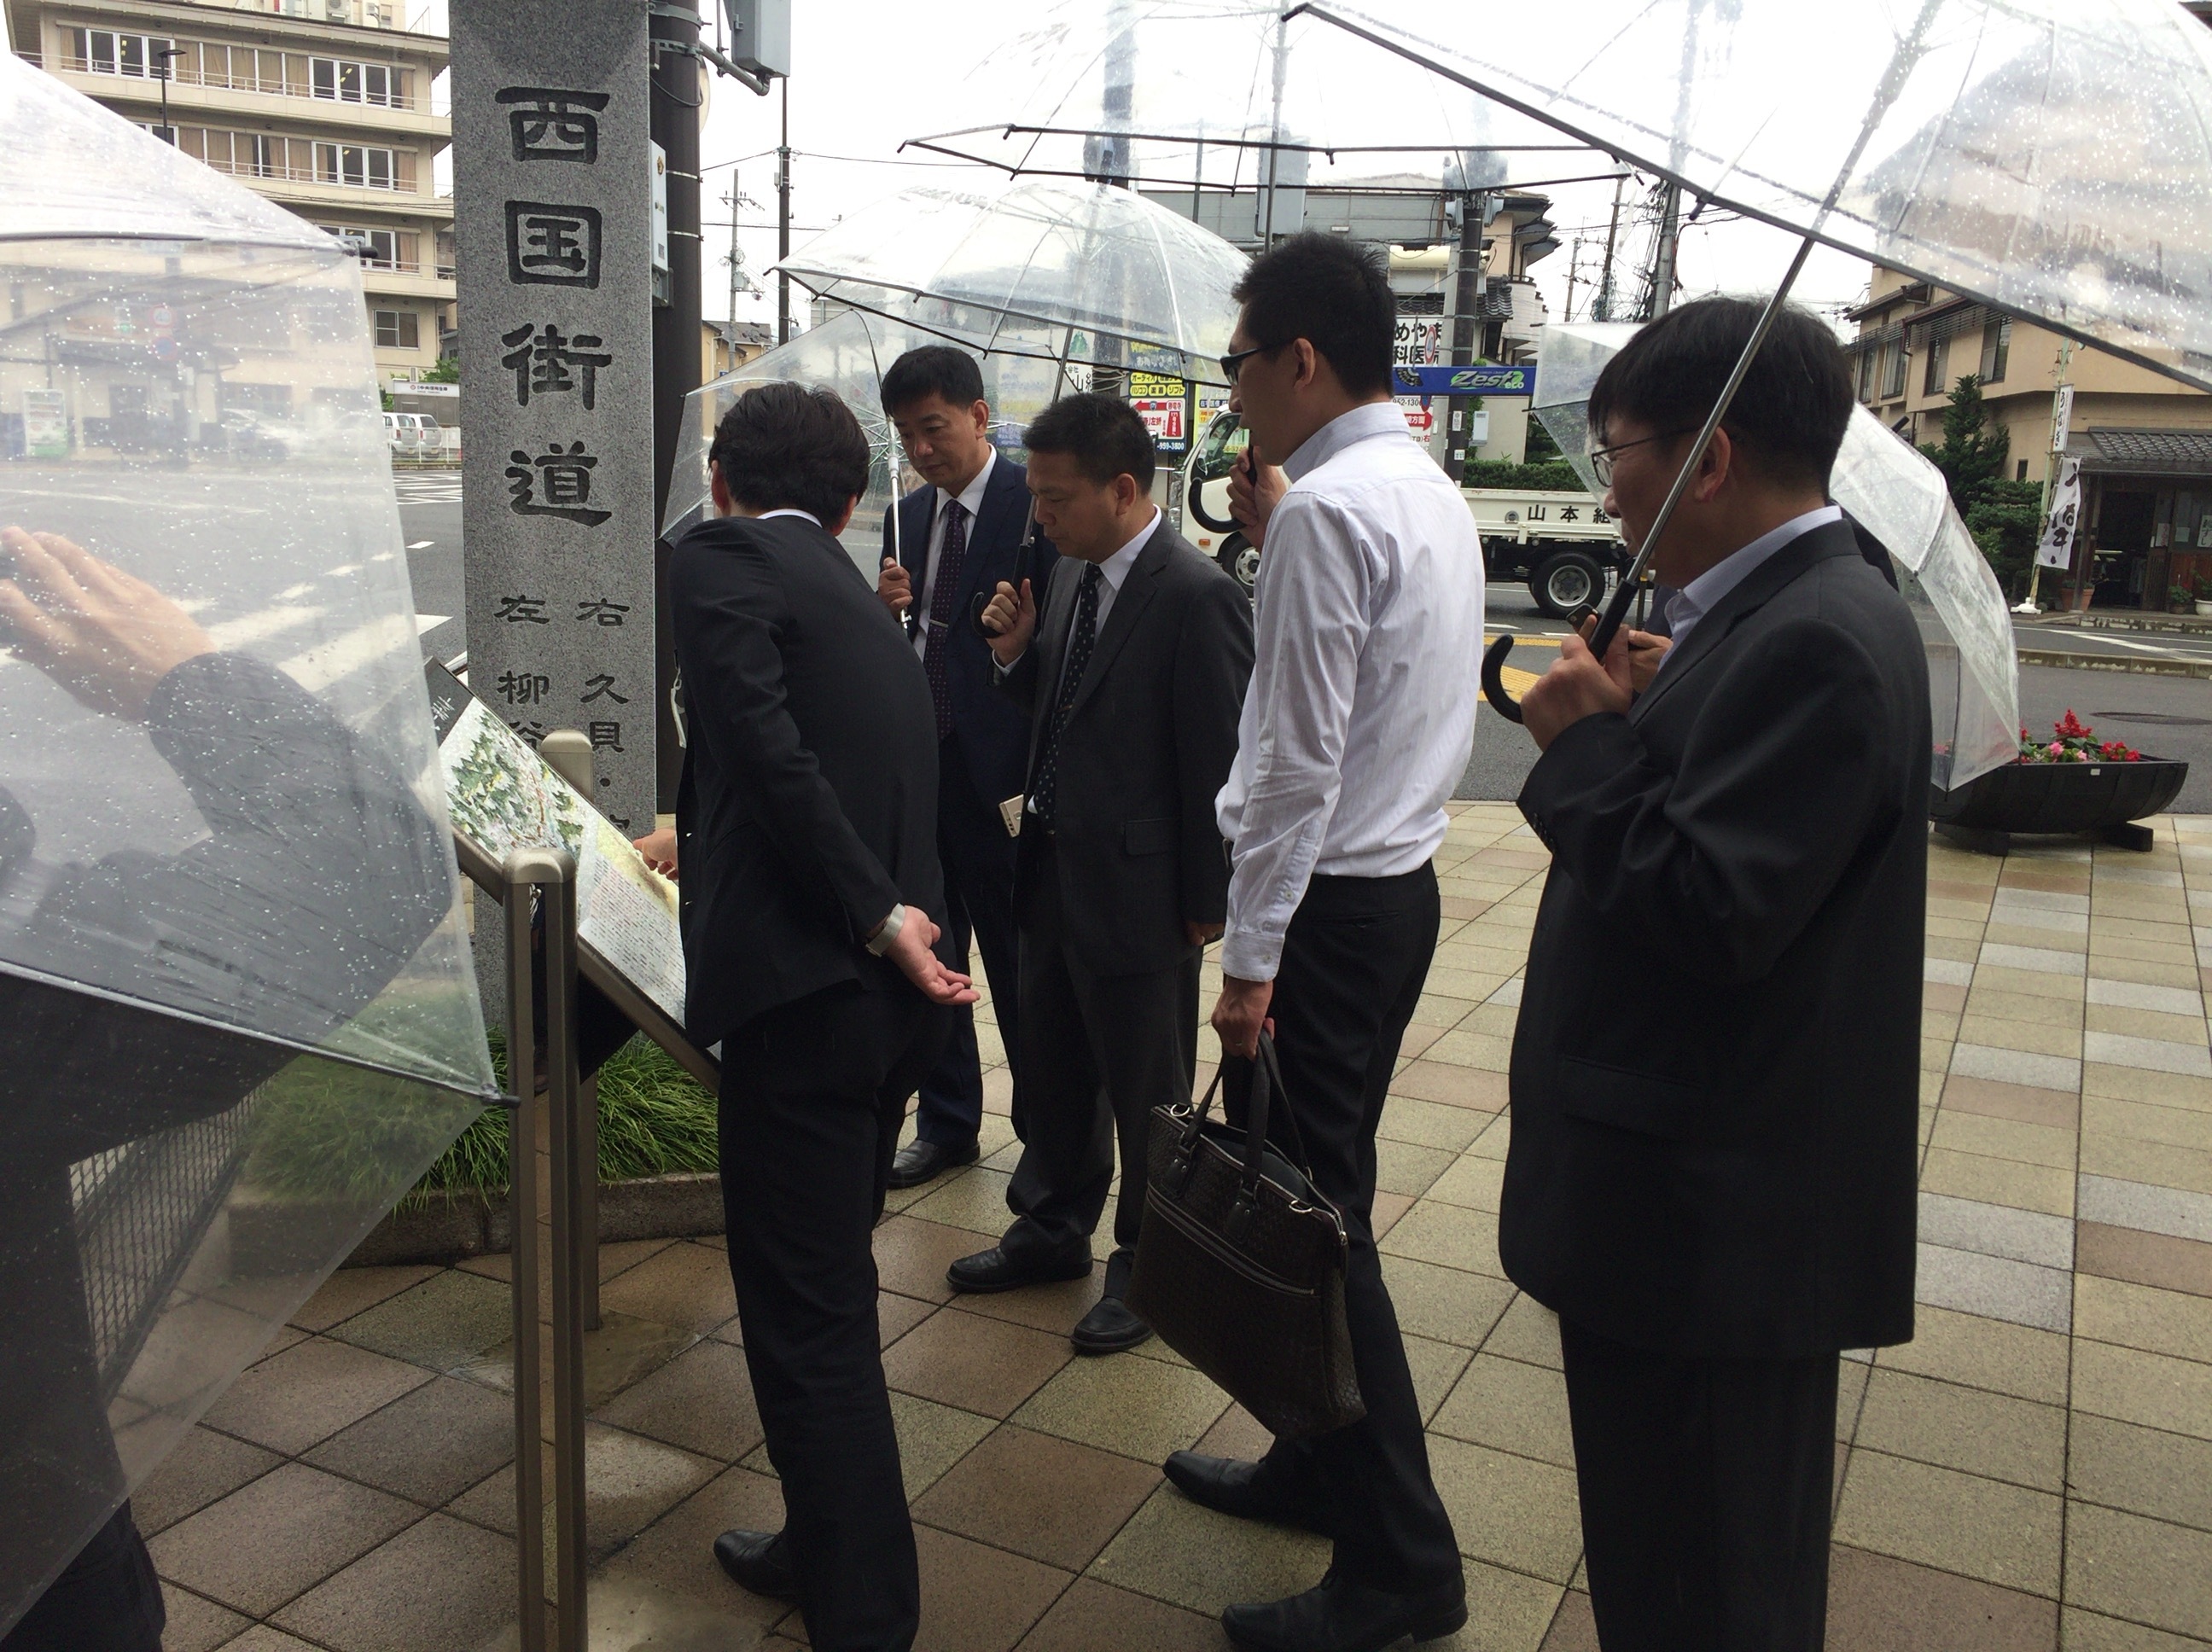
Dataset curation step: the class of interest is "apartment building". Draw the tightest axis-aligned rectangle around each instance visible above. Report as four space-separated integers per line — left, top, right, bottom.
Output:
8 0 453 384
1848 267 2212 611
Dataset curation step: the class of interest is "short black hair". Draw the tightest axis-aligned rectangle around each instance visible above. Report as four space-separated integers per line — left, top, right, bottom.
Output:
1022 393 1156 492
1231 231 1394 397
880 345 986 416
1586 297 1854 490
709 381 871 524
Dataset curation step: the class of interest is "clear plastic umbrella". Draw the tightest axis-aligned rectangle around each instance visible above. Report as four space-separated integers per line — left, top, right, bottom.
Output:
1529 323 2021 789
1295 0 2212 391
0 55 492 1628
905 0 1595 195
661 305 1086 577
771 177 1250 387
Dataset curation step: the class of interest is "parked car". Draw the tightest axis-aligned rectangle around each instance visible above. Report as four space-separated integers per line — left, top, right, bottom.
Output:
1177 411 1629 617
383 410 442 456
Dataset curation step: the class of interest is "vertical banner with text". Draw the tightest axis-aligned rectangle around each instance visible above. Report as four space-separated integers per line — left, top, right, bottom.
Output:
453 0 655 834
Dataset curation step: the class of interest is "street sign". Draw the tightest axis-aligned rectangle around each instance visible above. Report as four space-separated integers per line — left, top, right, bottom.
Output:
1393 364 1533 396
2051 382 2075 453
1133 398 1185 444
453 0 657 836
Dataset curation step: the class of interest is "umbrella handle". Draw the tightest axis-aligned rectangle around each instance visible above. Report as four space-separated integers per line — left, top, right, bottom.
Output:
971 497 1042 640
1481 634 1525 724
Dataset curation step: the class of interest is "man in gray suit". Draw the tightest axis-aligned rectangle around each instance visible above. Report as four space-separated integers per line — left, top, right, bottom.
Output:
944 393 1254 1353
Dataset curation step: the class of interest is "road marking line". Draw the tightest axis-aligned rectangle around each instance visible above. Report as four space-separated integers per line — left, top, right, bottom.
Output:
408 539 435 550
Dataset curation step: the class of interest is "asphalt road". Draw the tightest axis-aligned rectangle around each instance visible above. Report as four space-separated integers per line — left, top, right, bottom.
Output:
401 483 2206 817
395 479 463 664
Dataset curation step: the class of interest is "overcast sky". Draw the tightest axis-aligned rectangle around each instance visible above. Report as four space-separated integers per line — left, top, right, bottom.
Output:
414 1 1877 337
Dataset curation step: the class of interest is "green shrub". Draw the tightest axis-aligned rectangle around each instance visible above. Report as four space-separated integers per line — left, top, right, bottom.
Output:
405 1032 719 1207
1463 459 1589 493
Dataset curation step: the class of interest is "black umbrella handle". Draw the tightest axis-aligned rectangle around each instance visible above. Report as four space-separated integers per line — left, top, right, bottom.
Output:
1481 635 1526 724
971 497 1042 639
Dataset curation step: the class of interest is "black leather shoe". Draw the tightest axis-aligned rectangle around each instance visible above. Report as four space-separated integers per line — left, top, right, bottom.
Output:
1162 1451 1329 1536
1221 1570 1467 1652
1071 1293 1153 1354
712 1527 798 1600
888 1137 979 1190
946 1243 1093 1294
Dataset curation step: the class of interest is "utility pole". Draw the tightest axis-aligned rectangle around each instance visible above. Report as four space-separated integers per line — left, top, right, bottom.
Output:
1594 172 1624 323
1563 236 1582 325
777 80 793 343
1448 179 1487 480
650 7 705 810
1648 180 1681 319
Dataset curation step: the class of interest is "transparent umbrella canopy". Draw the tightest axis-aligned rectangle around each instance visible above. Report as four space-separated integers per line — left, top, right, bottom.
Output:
661 306 1084 576
0 56 492 1629
1532 323 2021 790
1297 0 2212 390
771 177 1250 387
905 0 1595 195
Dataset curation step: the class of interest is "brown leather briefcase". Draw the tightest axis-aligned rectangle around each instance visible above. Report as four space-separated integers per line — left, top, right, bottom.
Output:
1126 1032 1365 1440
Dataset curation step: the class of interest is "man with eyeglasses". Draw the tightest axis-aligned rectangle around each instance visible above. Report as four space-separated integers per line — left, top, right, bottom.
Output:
1508 298 1928 1650
1162 231 1484 1652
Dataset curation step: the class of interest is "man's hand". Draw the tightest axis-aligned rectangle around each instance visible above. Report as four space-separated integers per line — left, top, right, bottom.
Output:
632 827 678 881
980 578 1037 666
1575 612 1672 695
883 906 979 1006
1521 630 1635 751
1185 919 1224 950
877 557 914 619
0 527 214 722
1211 974 1275 1060
1226 453 1288 551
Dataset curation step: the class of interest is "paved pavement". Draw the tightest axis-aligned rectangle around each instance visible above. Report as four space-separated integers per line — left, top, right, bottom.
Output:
132 807 2212 1651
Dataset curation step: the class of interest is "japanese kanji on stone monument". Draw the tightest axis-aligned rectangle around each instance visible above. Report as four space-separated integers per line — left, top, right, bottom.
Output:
452 0 655 833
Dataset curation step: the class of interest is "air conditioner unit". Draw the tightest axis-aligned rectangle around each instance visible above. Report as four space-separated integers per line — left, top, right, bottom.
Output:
326 0 351 21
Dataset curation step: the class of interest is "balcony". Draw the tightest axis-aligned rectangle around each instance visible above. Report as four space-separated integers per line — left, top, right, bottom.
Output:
36 50 430 112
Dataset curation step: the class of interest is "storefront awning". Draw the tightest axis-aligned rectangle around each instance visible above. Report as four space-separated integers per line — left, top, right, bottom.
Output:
2079 428 2212 478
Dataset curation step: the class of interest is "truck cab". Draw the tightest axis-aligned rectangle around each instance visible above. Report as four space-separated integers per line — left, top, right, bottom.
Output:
1177 411 1629 617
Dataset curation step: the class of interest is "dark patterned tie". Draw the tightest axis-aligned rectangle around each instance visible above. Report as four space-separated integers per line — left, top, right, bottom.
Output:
1029 563 1102 830
923 498 969 742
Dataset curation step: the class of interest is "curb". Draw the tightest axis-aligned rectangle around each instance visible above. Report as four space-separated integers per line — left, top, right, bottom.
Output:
2016 649 2212 680
345 1171 725 1267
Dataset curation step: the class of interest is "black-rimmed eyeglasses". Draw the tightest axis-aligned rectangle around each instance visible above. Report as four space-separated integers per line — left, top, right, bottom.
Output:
1587 428 1697 486
1218 341 1283 384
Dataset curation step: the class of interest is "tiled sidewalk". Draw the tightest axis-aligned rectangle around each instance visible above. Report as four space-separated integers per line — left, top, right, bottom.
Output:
137 806 2212 1651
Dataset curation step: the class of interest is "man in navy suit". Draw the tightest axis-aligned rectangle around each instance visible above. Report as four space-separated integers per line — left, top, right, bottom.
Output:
876 346 1058 1187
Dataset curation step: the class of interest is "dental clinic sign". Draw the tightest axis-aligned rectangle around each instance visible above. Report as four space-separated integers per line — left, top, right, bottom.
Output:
452 0 655 833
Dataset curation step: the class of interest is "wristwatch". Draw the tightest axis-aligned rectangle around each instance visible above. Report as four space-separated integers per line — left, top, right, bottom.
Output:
864 903 907 956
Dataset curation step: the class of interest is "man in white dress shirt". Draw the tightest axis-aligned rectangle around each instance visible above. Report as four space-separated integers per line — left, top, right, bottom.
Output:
1161 232 1486 1652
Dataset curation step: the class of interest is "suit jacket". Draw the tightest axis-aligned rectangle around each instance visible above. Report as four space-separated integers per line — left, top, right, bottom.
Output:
1502 518 1930 1359
885 457 1059 806
671 513 946 1045
999 522 1253 977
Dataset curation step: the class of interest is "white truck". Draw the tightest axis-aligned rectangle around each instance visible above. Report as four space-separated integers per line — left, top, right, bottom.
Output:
1177 412 1629 618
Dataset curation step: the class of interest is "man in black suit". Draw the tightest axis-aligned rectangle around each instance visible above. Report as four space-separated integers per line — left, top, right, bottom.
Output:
875 347 1057 1189
667 382 975 1652
1510 299 1930 1650
942 394 1253 1352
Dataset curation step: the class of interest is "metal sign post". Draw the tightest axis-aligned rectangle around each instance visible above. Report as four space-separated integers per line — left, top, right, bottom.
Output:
501 846 589 1652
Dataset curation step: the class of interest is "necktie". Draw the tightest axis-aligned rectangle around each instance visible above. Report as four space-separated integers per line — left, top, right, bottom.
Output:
923 498 969 742
1029 563 1101 830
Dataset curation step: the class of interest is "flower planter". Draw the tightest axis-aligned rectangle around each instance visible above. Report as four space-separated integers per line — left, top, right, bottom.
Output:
1929 757 2189 855
342 1171 725 1267
2197 600 2212 617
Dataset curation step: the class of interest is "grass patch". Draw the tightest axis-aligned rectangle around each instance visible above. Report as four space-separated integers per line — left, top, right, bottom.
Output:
405 1032 719 1206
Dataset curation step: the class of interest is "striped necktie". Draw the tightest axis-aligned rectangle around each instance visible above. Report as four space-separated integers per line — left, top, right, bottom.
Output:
1029 563 1102 830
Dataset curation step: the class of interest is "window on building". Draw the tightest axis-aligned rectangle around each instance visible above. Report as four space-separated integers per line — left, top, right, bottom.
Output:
64 28 178 78
316 143 399 190
1882 344 1907 399
1979 317 2011 384
1855 346 1875 401
374 310 420 350
311 56 405 108
2017 459 2029 481
318 224 420 271
1923 334 1948 397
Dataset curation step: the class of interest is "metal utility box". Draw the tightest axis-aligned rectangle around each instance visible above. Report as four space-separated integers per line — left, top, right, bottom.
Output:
725 0 790 79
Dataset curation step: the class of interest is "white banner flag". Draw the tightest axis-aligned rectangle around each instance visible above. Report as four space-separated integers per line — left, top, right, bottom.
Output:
2037 457 2083 571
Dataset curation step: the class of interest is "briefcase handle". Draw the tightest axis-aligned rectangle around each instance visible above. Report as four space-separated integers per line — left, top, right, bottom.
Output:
1180 1031 1312 1199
